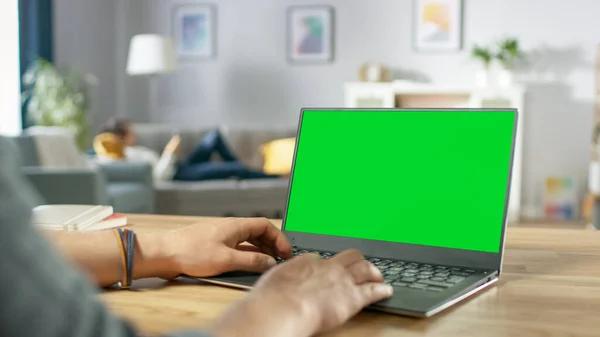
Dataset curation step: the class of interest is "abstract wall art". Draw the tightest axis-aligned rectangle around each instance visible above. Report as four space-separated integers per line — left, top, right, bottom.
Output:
287 6 334 63
413 0 463 52
173 4 216 59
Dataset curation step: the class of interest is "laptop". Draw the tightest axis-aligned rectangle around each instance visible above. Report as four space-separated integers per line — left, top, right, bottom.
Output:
196 108 518 318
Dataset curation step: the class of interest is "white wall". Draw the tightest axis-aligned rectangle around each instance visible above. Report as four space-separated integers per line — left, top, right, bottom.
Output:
53 0 117 135
58 0 598 213
0 0 22 136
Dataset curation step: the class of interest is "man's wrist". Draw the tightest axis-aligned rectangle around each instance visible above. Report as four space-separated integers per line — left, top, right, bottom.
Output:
133 232 180 280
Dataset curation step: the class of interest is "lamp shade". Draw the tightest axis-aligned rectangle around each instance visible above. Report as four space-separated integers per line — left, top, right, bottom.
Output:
126 34 177 75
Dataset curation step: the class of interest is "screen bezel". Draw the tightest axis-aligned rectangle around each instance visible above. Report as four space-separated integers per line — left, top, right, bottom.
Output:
280 108 518 272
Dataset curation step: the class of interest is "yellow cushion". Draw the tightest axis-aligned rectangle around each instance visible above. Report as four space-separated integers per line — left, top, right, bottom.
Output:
93 132 125 160
260 138 296 175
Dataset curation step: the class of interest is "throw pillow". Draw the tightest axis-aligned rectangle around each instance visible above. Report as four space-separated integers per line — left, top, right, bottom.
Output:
260 138 296 175
26 126 90 168
93 132 125 160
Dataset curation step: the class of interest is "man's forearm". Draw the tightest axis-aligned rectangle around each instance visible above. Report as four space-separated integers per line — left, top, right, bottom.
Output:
43 229 178 287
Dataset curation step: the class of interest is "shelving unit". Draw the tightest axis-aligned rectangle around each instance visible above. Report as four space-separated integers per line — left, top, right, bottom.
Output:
343 81 526 222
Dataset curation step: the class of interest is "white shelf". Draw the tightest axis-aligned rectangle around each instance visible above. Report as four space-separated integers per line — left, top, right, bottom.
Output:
343 81 526 222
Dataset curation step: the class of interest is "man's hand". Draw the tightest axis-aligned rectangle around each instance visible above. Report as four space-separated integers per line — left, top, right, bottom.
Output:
158 217 293 278
45 217 291 287
163 134 182 156
209 249 393 337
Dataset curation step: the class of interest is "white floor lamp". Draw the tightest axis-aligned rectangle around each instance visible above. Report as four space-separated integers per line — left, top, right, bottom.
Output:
126 34 177 122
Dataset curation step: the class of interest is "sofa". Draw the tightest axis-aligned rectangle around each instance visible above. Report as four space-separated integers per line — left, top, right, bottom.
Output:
133 124 297 217
12 135 155 214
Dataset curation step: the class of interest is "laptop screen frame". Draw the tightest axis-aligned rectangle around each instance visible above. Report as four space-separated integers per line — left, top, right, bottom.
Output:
280 108 518 272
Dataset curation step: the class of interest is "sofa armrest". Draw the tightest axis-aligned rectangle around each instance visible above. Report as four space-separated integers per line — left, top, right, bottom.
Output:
21 167 109 205
97 162 154 186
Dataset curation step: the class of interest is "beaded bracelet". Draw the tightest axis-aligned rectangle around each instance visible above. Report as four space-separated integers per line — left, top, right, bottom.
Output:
114 228 136 289
125 229 135 287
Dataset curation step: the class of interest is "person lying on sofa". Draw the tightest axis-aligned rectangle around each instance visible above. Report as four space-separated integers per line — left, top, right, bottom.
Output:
94 117 280 182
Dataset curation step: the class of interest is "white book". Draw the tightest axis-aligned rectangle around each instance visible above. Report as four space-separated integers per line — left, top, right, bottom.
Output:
33 204 114 231
84 213 128 231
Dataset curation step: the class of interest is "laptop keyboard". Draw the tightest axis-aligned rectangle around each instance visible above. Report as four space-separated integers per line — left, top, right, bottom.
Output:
277 247 476 292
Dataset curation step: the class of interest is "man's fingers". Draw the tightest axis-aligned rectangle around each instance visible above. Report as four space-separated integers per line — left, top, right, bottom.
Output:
300 252 322 260
235 244 264 253
227 249 278 273
329 249 365 267
357 282 394 306
248 238 277 258
347 259 383 284
229 218 293 259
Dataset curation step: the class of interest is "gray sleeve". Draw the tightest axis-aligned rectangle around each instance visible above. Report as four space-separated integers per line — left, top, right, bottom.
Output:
0 136 212 337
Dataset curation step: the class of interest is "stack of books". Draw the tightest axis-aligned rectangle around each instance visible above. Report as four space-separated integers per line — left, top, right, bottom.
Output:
33 204 127 231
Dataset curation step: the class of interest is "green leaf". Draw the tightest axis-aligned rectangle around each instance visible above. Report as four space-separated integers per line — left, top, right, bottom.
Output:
23 57 92 151
471 44 493 68
495 37 526 69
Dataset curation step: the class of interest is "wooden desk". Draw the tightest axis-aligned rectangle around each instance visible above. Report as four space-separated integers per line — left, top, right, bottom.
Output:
101 215 600 336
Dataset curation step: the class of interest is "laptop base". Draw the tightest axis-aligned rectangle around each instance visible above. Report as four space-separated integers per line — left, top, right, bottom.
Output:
187 270 498 318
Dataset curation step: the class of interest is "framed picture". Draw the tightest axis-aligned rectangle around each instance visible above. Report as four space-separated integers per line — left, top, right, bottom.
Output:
413 0 463 52
287 6 334 63
172 4 216 59
543 176 578 221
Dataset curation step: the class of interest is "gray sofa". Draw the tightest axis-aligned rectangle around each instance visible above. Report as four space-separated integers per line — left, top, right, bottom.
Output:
12 135 155 214
134 124 296 217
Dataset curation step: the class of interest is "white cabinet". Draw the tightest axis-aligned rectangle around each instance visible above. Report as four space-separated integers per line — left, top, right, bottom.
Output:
343 81 526 222
344 81 474 109
344 82 395 108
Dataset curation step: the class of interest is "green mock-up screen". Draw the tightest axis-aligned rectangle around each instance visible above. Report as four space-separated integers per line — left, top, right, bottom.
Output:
284 109 515 253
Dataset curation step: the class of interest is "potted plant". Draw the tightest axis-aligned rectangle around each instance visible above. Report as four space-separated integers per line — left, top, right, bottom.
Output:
494 38 525 87
21 58 95 151
471 44 493 87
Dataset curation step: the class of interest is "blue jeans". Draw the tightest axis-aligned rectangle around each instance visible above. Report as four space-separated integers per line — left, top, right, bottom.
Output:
173 130 278 181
